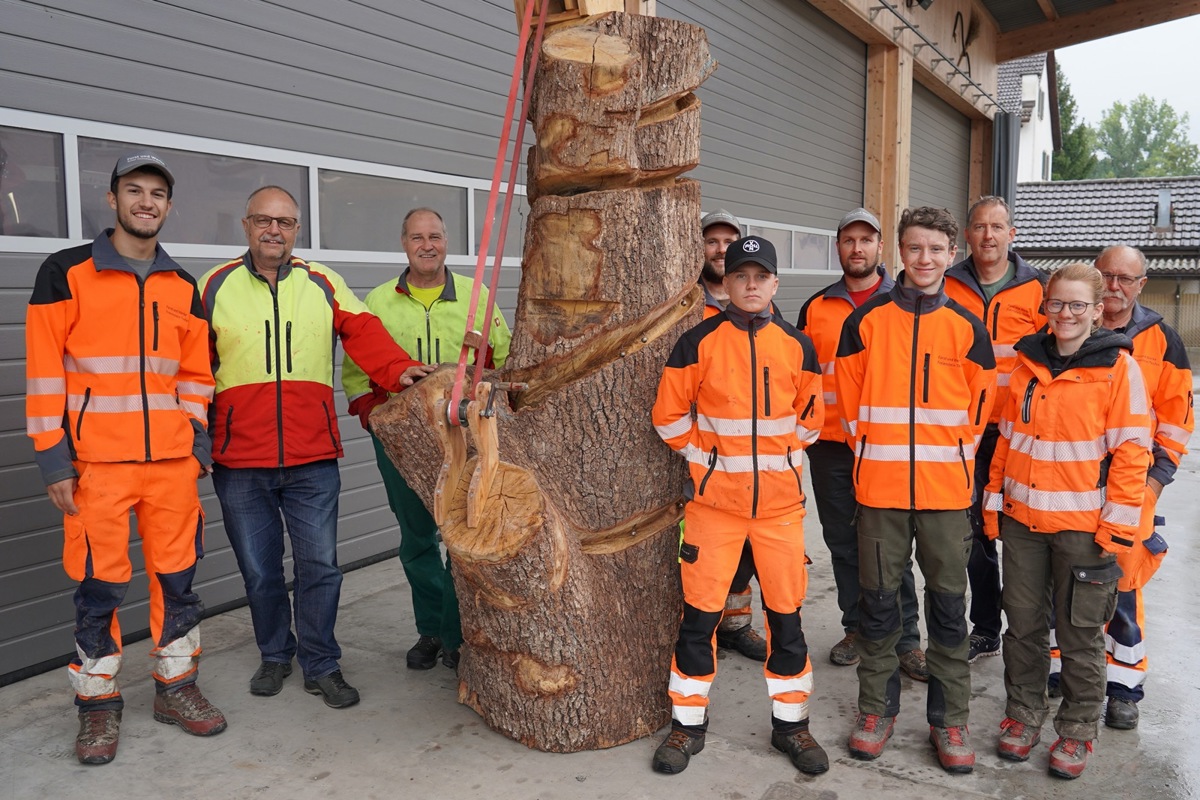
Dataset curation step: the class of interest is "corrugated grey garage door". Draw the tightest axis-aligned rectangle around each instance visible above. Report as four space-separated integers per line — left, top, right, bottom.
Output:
910 82 972 243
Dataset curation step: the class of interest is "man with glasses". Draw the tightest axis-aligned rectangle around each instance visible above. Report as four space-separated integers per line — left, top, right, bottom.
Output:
944 196 1046 665
26 151 224 764
342 207 511 672
200 187 432 709
1046 245 1193 730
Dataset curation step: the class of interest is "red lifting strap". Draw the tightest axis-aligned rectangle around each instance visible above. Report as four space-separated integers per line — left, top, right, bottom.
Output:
447 0 550 427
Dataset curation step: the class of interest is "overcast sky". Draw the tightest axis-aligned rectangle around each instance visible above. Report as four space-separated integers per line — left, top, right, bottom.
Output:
1055 15 1200 147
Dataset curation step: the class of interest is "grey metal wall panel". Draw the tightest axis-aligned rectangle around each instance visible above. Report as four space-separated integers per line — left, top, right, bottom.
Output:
909 82 972 242
662 0 867 231
0 0 520 181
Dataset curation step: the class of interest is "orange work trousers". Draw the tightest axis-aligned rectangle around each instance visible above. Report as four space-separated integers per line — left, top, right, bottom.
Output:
62 457 205 708
669 502 812 728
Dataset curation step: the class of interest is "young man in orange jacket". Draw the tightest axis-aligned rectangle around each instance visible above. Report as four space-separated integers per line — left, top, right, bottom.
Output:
26 152 224 765
651 236 828 776
836 207 996 774
698 208 768 662
798 207 925 681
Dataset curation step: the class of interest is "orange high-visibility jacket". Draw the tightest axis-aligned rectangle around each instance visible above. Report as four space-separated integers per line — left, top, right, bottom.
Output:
25 232 214 486
652 306 824 519
835 281 996 511
944 252 1047 425
797 266 895 443
1121 302 1193 487
200 254 420 469
983 328 1153 549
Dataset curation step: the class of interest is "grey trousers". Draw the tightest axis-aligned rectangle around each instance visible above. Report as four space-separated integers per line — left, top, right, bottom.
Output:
1000 518 1120 740
856 507 973 727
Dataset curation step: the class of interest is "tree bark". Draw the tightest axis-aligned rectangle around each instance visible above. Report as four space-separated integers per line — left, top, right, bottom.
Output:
371 11 714 752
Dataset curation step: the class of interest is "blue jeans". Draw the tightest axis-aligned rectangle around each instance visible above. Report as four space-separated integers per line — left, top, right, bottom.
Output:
213 459 343 680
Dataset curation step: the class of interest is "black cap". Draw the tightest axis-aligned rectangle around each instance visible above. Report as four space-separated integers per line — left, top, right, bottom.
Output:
110 150 175 193
723 236 777 275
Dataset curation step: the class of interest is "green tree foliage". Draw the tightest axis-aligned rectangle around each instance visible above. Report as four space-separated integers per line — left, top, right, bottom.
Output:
1091 94 1200 178
1052 62 1097 181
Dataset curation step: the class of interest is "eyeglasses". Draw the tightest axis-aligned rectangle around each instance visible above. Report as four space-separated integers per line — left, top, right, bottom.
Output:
1098 272 1145 286
245 214 299 231
1044 300 1096 314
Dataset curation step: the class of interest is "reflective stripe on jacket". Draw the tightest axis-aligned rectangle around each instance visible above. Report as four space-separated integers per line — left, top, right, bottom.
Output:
984 329 1153 544
26 231 214 485
652 307 824 519
200 254 419 469
944 251 1047 425
1121 302 1193 487
342 268 511 417
835 280 996 511
797 265 895 442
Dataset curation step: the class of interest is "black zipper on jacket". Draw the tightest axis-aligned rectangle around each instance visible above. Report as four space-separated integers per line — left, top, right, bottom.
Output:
321 400 338 449
152 301 160 351
138 275 151 461
1021 377 1037 424
762 366 771 416
425 307 434 364
285 321 293 373
855 435 866 484
908 295 924 509
991 302 1001 340
698 446 718 495
787 446 804 498
220 406 234 454
749 323 761 518
75 387 91 440
800 395 815 420
922 353 931 403
270 285 285 466
264 320 272 374
974 389 987 426
958 438 970 489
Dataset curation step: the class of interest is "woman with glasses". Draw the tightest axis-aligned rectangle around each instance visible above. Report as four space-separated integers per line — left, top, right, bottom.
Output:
980 263 1152 779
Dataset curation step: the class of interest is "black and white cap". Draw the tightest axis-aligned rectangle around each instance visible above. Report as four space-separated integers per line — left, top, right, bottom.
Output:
723 236 777 275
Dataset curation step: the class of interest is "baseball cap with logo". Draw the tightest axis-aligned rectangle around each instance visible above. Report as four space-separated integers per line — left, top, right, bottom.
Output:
723 235 777 275
837 207 882 235
110 151 176 196
700 208 742 235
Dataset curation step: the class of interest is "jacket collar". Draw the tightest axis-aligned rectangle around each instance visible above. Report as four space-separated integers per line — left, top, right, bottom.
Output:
1110 301 1161 339
946 250 1040 296
888 276 949 313
700 280 725 312
1015 327 1133 372
241 250 301 283
823 264 894 304
93 229 183 275
397 267 457 301
724 303 773 332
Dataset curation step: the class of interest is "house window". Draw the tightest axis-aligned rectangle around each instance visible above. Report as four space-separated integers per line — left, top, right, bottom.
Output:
0 126 66 238
1038 88 1045 121
473 189 528 259
1042 152 1051 181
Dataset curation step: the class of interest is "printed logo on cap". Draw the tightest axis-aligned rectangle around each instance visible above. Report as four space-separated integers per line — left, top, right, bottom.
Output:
743 240 760 252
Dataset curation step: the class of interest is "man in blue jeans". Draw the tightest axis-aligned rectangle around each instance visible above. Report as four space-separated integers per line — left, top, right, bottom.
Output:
201 187 431 708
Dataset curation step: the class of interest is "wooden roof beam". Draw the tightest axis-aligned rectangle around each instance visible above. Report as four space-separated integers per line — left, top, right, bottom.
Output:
996 0 1200 61
1035 0 1059 21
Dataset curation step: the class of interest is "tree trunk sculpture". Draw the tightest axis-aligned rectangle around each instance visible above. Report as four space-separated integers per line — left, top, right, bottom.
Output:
371 11 714 752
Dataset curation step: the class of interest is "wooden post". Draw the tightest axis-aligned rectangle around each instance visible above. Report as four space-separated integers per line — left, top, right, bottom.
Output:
864 43 912 273
969 117 993 210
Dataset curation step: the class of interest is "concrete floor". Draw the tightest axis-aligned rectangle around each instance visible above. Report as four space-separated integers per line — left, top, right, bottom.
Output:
4 450 1200 800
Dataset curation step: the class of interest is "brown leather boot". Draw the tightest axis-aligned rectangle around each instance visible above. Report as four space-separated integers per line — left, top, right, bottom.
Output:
76 709 121 765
